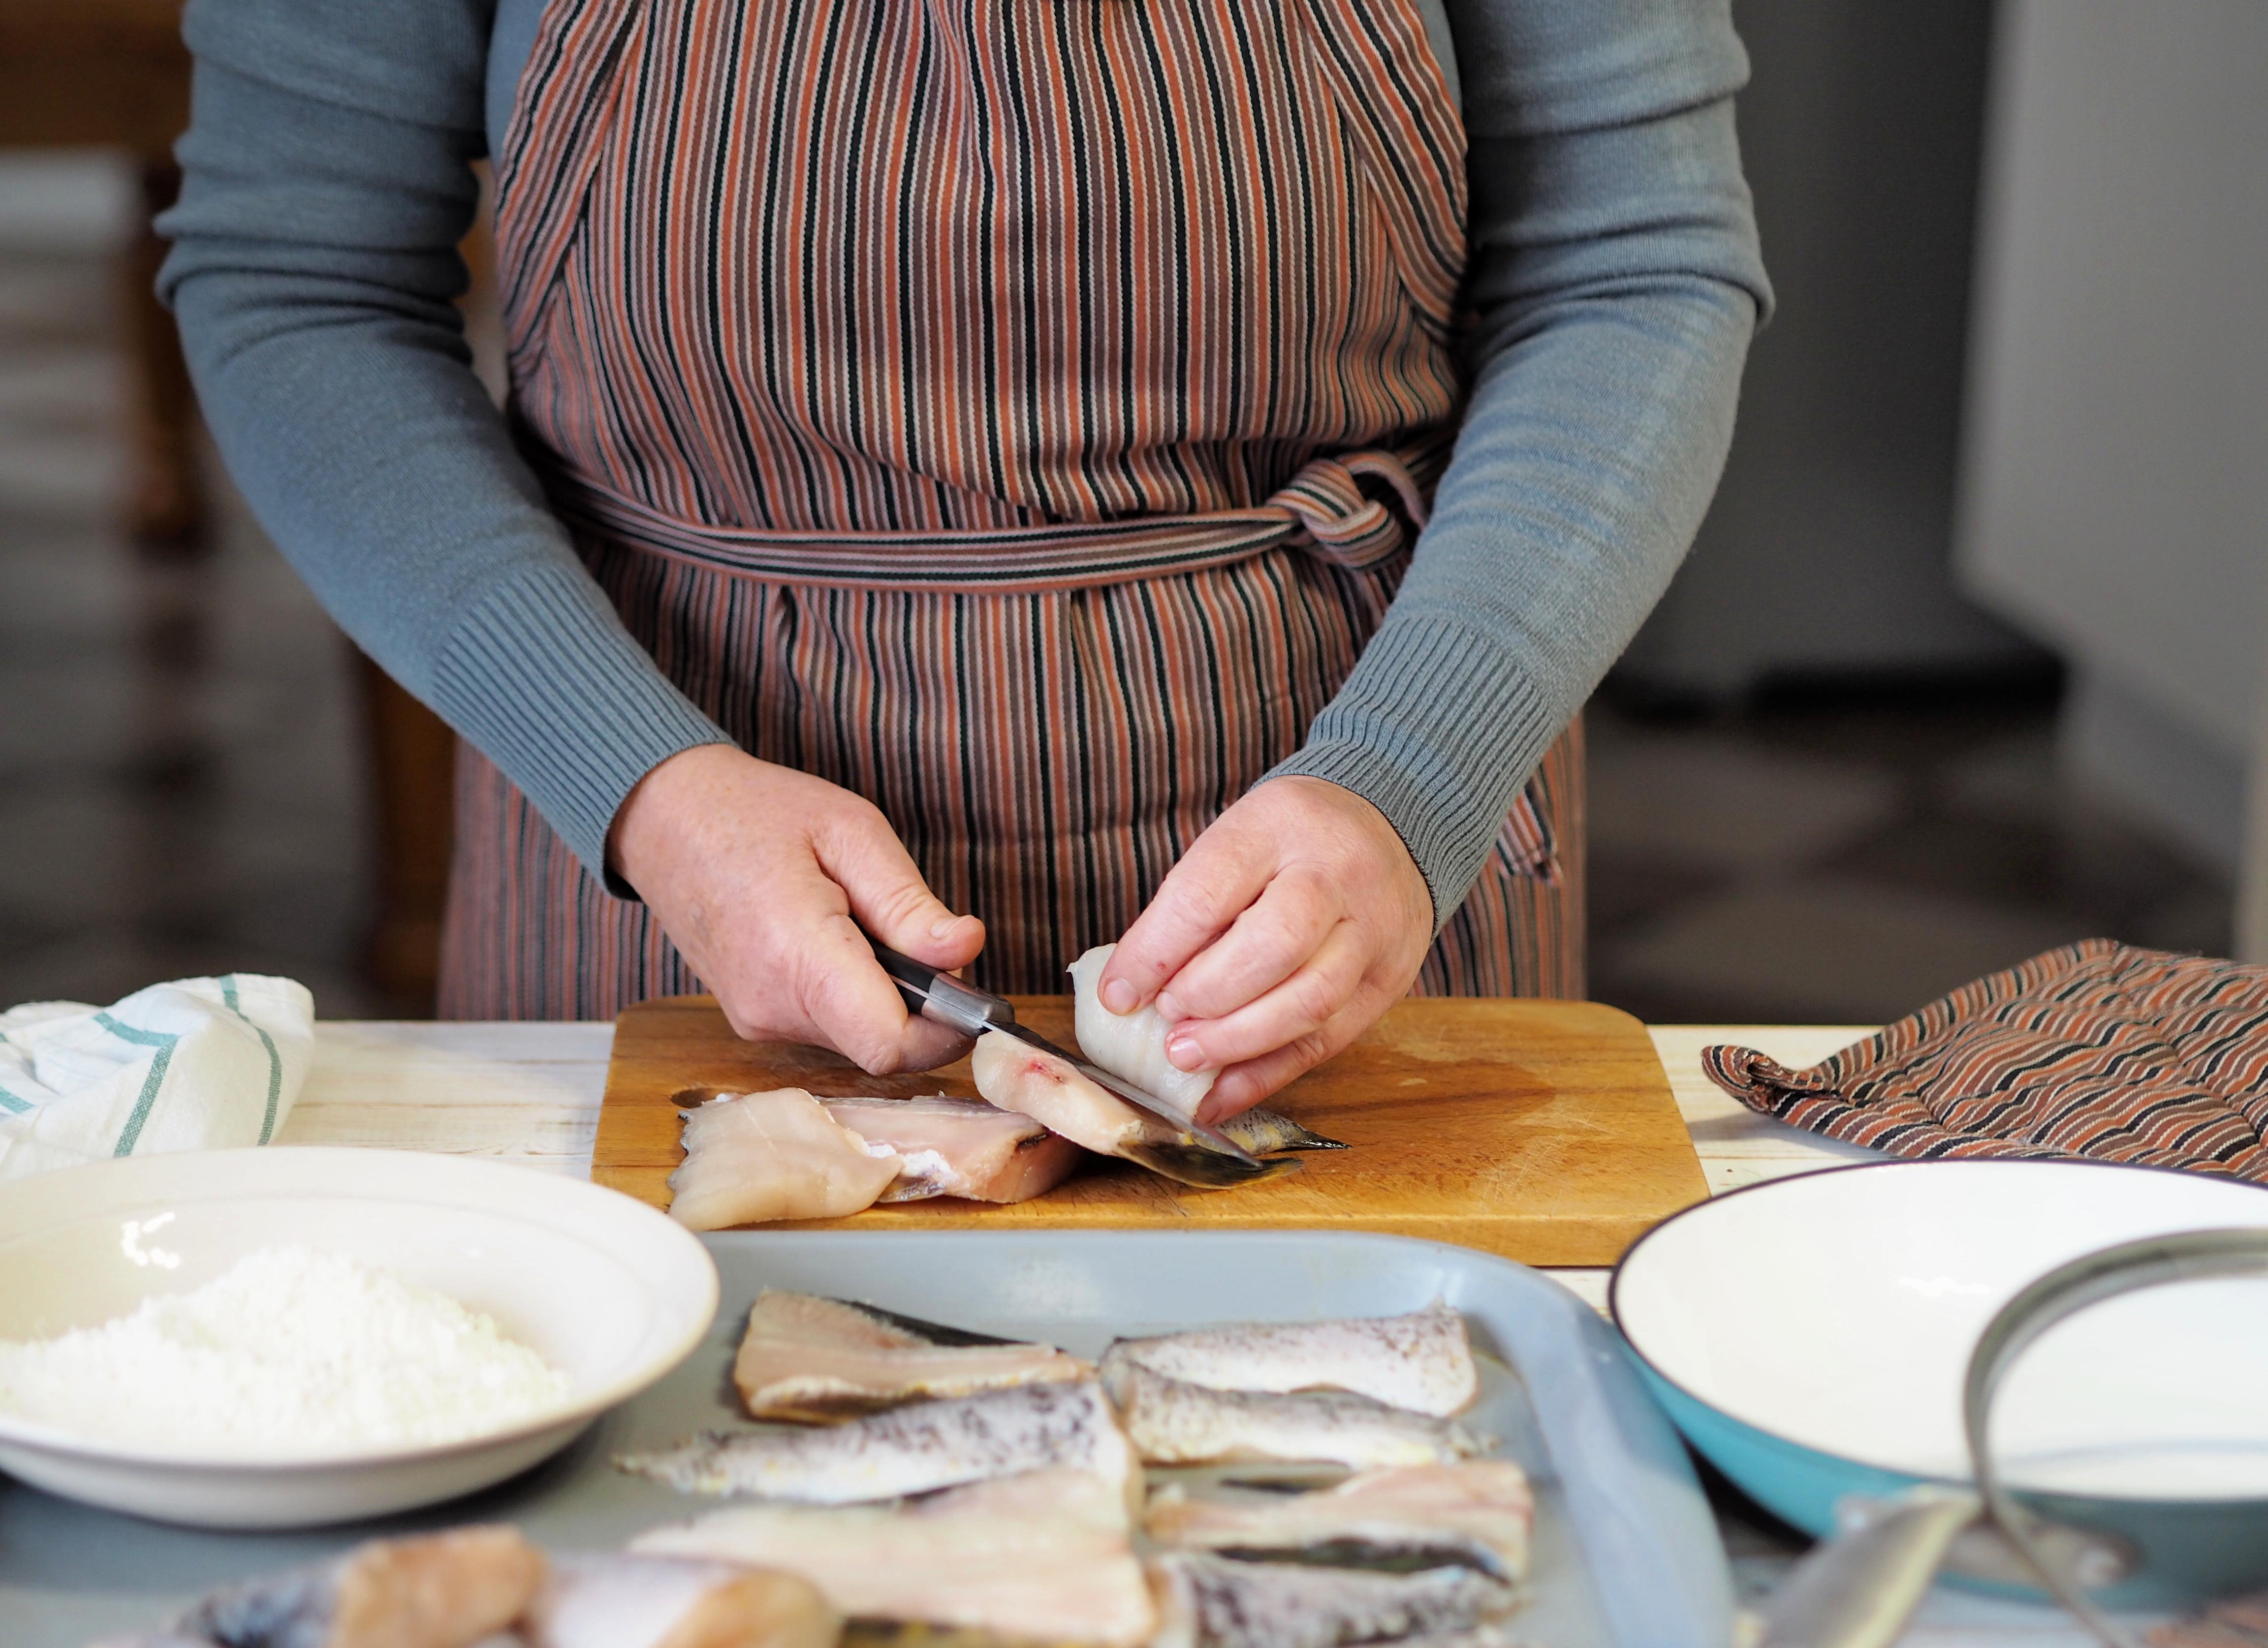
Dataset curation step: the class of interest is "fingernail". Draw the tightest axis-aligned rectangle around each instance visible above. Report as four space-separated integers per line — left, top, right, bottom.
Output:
1156 991 1185 1023
1102 979 1137 1014
929 915 963 941
1166 1034 1203 1071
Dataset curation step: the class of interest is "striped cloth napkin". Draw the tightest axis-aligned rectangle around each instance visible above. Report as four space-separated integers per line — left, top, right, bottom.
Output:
1702 940 2268 1180
0 975 315 1182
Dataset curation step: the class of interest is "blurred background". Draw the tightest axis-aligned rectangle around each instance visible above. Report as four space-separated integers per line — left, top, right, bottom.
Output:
0 0 2261 1026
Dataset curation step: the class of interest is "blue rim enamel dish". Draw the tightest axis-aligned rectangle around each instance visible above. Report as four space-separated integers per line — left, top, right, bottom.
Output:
1608 1158 2268 1611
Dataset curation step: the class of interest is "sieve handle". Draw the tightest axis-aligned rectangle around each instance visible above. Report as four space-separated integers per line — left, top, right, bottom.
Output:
1962 1224 2268 1648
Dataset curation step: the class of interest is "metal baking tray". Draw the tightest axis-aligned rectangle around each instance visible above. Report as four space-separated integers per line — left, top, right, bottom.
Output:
3 1230 1733 1648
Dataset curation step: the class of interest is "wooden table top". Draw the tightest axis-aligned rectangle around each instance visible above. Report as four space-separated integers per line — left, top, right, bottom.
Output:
276 1018 2100 1648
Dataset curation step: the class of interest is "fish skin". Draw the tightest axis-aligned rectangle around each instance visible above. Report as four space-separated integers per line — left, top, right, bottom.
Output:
969 1032 1293 1191
523 1553 839 1648
1215 1109 1348 1154
616 1380 1136 1505
733 1290 1093 1423
1102 1301 1477 1416
1148 1552 1519 1648
631 1466 1156 1647
175 1526 545 1648
819 1098 1084 1204
1105 1363 1489 1470
669 1090 902 1231
1144 1462 1534 1582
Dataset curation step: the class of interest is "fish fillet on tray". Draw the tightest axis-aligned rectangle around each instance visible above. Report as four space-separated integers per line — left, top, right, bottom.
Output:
30 1232 1732 1648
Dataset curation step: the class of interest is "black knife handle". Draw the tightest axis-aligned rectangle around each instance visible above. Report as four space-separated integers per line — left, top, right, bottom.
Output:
866 934 1009 1039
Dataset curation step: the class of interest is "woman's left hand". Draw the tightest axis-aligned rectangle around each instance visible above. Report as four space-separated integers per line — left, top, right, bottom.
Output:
1097 776 1433 1122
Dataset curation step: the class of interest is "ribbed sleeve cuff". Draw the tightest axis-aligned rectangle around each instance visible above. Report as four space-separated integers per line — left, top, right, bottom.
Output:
431 559 733 894
1263 615 1561 929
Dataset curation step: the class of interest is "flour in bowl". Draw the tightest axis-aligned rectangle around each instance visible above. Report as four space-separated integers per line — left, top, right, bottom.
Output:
0 1245 573 1453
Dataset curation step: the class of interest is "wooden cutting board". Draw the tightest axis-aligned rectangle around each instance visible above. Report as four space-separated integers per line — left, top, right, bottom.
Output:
595 995 1705 1265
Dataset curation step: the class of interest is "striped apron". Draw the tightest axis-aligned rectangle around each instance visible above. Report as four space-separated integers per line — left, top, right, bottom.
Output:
437 0 1586 1018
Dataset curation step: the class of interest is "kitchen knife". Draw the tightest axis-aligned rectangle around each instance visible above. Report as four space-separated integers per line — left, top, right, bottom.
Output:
864 934 1268 1167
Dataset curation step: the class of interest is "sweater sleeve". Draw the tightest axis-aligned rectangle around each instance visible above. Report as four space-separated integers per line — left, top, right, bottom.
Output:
1264 0 1771 923
158 0 732 889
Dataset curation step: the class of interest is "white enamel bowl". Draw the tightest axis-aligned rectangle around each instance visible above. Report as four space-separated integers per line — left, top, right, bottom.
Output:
1611 1159 2268 1607
0 1147 717 1528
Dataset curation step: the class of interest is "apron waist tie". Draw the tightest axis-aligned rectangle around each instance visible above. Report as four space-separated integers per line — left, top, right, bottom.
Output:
543 438 1452 593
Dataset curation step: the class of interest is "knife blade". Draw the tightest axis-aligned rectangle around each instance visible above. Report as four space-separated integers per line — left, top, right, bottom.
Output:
864 933 1266 1166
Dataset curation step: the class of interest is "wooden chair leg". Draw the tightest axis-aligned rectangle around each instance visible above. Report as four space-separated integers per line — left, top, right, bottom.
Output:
122 157 206 550
357 650 458 1014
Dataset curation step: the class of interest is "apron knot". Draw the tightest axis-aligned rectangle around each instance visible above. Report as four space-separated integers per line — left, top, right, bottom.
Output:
1268 448 1436 571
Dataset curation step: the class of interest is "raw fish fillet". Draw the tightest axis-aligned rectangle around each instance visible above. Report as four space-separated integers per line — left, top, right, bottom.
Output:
524 1554 839 1648
819 1097 1083 1204
175 1525 544 1648
669 1089 902 1231
1067 943 1216 1117
970 1030 1293 1190
632 1466 1156 1647
733 1290 1092 1421
1145 1462 1534 1581
1105 1363 1488 1470
1102 1301 1477 1416
617 1379 1137 1505
1149 1551 1518 1648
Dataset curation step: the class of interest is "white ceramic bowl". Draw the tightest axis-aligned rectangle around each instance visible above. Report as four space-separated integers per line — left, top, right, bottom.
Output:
1612 1159 2268 1504
0 1147 718 1528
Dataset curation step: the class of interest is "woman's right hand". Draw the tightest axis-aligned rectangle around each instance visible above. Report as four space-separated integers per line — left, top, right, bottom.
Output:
608 744 984 1073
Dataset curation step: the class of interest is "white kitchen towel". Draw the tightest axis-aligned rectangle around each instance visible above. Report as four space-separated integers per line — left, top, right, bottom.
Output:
0 975 315 1181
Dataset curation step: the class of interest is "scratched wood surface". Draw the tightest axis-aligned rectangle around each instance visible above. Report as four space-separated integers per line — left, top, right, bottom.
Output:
592 994 1709 1267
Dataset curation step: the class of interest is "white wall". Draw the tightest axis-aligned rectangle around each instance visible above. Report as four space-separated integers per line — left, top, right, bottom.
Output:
1956 0 2268 891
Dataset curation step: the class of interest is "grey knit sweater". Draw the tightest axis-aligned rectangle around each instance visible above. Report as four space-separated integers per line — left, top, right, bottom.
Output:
158 0 1768 919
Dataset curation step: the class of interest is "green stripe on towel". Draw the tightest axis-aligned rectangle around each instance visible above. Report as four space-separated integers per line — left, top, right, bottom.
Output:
95 1012 183 1156
220 975 287 1144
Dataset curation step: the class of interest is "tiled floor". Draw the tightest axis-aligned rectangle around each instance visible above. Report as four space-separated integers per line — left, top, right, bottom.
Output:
1587 685 2234 1024
0 154 2236 1026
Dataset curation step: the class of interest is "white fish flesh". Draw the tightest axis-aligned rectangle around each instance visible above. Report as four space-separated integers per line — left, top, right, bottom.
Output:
632 1466 1156 1647
819 1097 1083 1204
1067 943 1216 1117
1102 1301 1477 1416
173 1526 545 1648
732 1290 1092 1422
1105 1363 1488 1469
1144 1462 1534 1581
523 1554 839 1648
1149 1551 1519 1648
616 1379 1137 1505
668 1089 902 1231
969 1030 1293 1190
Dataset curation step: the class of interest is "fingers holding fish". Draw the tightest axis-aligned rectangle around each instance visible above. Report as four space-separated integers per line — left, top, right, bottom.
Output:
1068 945 1217 1119
1157 923 1370 1097
1194 1005 1379 1127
